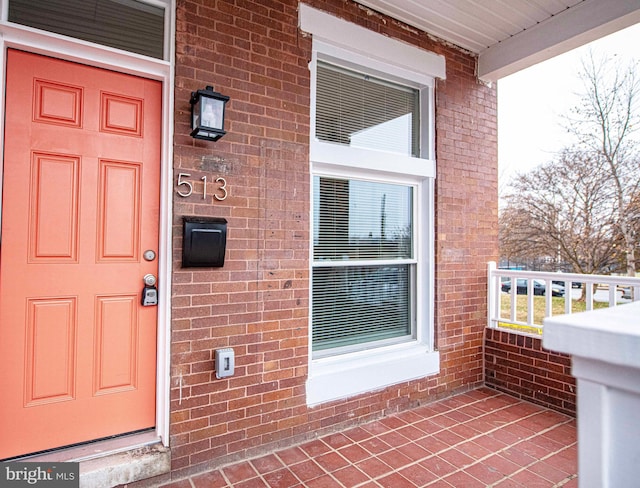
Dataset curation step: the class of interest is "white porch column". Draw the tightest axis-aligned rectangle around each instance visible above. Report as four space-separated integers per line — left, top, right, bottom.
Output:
543 302 640 488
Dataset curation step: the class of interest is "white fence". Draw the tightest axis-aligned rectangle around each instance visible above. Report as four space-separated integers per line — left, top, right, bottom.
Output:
487 261 640 335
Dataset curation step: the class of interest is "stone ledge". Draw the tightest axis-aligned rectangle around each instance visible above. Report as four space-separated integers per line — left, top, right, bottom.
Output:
79 443 170 488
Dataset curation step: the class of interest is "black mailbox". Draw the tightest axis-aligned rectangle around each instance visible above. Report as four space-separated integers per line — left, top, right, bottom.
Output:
182 217 227 267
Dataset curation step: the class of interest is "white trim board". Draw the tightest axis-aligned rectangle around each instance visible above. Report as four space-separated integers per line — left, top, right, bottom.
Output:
298 3 446 81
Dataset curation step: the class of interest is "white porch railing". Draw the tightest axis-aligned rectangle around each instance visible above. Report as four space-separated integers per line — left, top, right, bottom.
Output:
488 261 640 335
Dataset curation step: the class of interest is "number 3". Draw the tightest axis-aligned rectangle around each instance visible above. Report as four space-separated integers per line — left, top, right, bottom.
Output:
215 177 228 201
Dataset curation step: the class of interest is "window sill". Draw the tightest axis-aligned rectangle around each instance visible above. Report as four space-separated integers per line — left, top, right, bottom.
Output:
306 343 439 406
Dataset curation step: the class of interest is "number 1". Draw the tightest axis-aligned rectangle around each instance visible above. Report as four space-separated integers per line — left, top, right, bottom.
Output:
201 176 208 200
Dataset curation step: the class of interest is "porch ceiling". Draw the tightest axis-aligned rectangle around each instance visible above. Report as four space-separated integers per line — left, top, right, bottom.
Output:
354 0 640 81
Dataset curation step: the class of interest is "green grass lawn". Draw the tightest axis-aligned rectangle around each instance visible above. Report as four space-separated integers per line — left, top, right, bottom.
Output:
498 294 611 335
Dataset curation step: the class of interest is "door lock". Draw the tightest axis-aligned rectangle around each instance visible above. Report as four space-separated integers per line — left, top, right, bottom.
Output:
141 274 158 306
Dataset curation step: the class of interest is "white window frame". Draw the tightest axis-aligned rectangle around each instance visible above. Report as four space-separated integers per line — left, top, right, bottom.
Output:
300 4 444 405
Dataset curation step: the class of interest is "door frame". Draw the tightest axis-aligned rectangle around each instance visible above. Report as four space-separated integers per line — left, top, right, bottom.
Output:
0 1 175 450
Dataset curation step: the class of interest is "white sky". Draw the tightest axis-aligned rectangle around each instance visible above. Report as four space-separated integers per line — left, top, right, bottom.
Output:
497 22 640 186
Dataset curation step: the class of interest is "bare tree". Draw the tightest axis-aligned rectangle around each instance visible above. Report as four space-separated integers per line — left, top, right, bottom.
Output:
501 149 621 274
500 51 640 275
566 51 640 276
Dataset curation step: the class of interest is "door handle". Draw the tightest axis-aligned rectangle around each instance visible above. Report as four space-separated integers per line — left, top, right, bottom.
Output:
141 274 158 306
143 274 157 286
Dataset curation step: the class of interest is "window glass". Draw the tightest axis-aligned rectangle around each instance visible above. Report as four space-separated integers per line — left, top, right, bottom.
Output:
9 0 165 59
312 176 415 355
315 62 420 156
314 177 413 261
311 58 429 360
313 264 412 352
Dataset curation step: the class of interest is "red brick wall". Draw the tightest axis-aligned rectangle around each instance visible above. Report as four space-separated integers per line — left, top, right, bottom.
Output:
168 0 498 480
485 328 576 416
434 45 498 396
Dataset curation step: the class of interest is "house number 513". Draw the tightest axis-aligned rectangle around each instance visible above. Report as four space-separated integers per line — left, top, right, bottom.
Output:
176 173 228 201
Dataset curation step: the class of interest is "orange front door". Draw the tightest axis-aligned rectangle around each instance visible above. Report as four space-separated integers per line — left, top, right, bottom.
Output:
0 50 161 459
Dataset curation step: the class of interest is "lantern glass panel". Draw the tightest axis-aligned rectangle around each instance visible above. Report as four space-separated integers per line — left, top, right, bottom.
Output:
201 97 225 130
192 98 202 130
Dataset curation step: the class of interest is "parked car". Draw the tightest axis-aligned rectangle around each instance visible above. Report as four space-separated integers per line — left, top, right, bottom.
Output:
501 279 565 297
553 279 582 288
620 286 632 300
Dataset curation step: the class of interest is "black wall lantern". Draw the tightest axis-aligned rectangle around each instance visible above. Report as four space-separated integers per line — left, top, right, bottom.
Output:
190 86 230 141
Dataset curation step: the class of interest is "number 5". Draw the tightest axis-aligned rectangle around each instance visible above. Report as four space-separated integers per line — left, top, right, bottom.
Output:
177 173 193 197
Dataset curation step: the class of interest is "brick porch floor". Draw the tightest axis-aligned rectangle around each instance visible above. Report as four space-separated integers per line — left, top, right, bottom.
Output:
160 388 577 487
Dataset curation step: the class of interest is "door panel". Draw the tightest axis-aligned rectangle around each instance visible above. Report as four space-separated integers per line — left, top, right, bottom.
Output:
29 152 81 262
0 50 161 459
95 294 139 394
25 297 77 405
98 160 142 260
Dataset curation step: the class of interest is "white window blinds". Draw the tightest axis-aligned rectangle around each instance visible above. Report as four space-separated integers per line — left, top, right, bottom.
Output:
315 62 420 157
312 176 415 353
314 177 413 261
9 0 165 59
